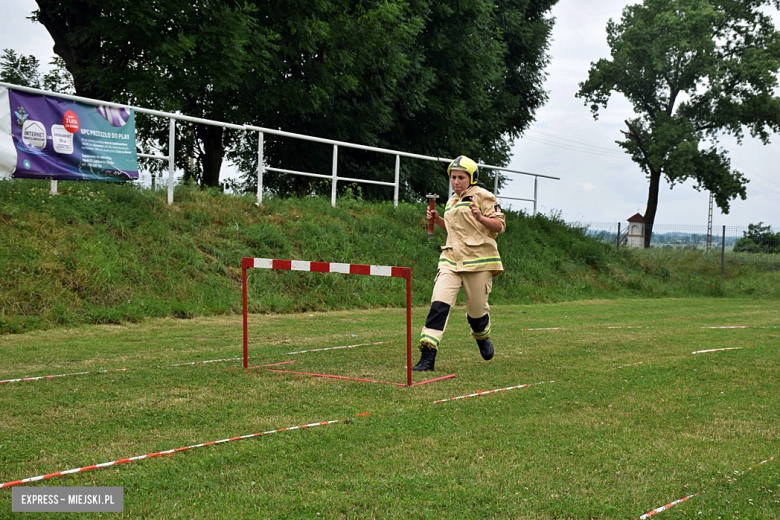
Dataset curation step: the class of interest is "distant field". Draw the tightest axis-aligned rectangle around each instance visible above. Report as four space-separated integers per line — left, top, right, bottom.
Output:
1 298 778 519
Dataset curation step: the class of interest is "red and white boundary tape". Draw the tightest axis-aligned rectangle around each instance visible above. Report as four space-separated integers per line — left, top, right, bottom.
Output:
639 493 698 519
608 326 651 329
701 326 778 329
638 456 776 518
692 347 744 355
613 361 645 370
286 340 393 355
726 456 776 484
168 357 241 367
268 369 455 387
433 381 553 404
1 359 291 386
703 326 749 329
2 337 398 385
0 419 339 489
0 368 129 385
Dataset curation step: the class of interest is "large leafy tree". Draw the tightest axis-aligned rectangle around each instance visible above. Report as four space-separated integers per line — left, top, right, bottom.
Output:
233 0 558 201
228 0 430 197
31 0 558 197
576 0 780 247
385 0 556 199
34 0 268 187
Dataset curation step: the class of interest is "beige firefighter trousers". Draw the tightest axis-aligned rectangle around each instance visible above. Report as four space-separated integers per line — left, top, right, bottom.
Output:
419 269 493 349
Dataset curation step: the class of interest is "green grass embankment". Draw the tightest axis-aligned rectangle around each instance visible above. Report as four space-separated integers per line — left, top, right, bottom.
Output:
1 179 777 334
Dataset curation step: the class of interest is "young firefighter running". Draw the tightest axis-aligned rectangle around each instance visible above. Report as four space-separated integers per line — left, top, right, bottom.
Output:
413 156 506 372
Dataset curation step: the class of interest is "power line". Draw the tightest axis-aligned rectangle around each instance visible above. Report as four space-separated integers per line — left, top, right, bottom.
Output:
520 130 780 196
745 180 780 196
732 159 780 189
527 129 625 154
521 136 627 158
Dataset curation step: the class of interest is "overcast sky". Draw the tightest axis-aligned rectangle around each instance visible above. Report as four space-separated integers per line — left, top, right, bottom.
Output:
2 0 779 228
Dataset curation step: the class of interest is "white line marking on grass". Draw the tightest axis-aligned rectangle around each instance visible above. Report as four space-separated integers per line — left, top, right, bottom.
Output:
168 357 242 367
608 326 651 329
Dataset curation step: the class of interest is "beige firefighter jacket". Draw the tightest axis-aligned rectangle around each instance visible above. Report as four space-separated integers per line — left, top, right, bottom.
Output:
438 185 506 276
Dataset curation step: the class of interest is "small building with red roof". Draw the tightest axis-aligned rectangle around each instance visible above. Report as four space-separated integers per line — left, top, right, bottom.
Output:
627 213 646 248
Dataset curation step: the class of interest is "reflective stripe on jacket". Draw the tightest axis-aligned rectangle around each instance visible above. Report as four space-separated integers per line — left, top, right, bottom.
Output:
439 185 506 276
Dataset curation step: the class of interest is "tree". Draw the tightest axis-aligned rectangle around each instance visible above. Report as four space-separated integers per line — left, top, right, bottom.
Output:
0 49 73 93
31 0 558 196
733 222 780 253
0 49 41 87
227 0 432 197
576 0 780 247
34 0 269 188
32 0 429 189
380 0 557 199
231 0 558 201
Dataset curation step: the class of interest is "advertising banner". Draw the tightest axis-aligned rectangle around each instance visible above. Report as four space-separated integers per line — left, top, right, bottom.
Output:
0 87 138 181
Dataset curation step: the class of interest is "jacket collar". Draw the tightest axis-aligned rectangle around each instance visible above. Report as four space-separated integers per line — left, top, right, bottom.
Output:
456 185 478 201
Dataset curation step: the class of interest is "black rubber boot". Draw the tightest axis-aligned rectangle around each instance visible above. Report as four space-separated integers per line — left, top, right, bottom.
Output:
476 337 494 360
412 345 437 372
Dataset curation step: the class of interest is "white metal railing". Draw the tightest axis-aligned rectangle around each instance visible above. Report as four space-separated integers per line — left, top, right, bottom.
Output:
1 83 559 211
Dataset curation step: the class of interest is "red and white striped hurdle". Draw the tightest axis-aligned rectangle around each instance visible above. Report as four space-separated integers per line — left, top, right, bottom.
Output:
241 257 450 387
243 258 411 278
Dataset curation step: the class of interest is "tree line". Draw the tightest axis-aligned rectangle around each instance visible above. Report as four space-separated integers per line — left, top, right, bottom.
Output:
4 0 780 232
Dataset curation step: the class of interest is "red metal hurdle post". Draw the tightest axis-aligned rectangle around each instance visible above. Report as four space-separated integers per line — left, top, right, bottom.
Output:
242 257 250 370
242 258 452 387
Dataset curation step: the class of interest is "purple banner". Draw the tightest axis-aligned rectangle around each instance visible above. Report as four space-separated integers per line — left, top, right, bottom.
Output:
0 87 137 181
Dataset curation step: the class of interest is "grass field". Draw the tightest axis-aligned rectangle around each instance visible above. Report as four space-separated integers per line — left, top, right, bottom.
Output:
1 298 778 519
